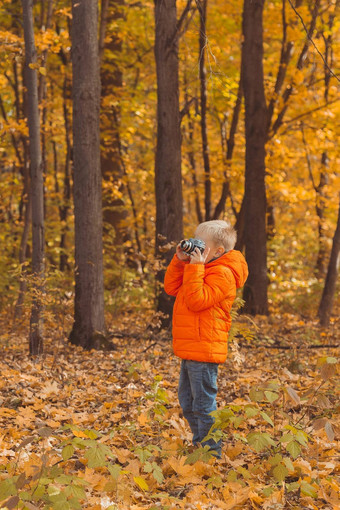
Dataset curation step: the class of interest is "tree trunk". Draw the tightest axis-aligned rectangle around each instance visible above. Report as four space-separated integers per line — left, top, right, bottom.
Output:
234 195 245 252
22 0 45 355
14 165 31 320
318 196 340 327
99 0 133 261
197 0 211 221
55 48 72 272
187 110 203 224
69 0 106 349
38 0 53 224
301 123 329 280
315 153 329 277
59 75 72 272
52 77 72 273
154 0 183 325
315 7 336 278
241 0 268 315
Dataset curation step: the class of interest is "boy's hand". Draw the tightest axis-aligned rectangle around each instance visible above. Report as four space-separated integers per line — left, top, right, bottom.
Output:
176 243 190 261
190 246 211 264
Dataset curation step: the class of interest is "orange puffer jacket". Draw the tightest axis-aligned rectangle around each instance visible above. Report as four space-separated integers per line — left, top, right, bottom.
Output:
164 250 248 364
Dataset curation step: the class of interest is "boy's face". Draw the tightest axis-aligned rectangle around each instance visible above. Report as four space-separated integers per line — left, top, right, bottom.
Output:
194 231 225 263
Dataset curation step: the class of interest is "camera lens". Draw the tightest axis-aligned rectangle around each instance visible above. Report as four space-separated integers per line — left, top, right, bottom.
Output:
180 240 191 253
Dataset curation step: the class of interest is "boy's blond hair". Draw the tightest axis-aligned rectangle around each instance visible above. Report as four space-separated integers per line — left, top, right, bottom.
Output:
195 220 237 252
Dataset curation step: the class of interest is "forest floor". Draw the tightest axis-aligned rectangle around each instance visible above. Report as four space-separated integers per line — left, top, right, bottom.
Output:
0 310 339 510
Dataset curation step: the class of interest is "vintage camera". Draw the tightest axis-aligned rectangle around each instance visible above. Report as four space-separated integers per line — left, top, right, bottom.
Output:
180 238 206 255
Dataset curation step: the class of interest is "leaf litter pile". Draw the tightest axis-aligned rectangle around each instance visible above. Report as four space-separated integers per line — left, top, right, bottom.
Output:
0 313 339 510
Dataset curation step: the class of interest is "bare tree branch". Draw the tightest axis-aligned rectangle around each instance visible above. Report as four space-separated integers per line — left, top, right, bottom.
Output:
287 0 340 83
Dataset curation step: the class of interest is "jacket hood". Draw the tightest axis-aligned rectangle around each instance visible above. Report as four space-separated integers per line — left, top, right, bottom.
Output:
207 250 248 288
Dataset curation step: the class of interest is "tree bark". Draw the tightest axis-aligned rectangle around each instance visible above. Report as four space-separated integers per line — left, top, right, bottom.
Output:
241 0 268 315
318 196 340 327
234 195 245 252
59 75 72 272
51 76 72 273
38 0 53 225
55 47 73 272
315 155 329 277
22 0 45 355
69 0 106 349
197 0 211 221
14 164 31 320
99 0 133 261
187 110 203 225
154 0 183 325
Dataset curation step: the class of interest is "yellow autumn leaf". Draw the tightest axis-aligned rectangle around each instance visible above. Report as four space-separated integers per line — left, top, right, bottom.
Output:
71 429 90 438
133 476 149 491
137 412 148 426
222 486 251 510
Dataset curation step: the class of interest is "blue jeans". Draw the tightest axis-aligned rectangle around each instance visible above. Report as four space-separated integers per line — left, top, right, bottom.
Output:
178 359 221 457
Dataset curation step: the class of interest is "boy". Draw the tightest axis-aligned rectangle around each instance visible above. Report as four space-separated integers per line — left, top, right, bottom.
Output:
164 220 248 458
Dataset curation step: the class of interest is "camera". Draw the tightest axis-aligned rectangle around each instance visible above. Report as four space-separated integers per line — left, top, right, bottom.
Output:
180 238 206 255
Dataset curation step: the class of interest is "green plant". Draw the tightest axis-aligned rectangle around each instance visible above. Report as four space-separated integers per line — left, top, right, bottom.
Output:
202 356 338 496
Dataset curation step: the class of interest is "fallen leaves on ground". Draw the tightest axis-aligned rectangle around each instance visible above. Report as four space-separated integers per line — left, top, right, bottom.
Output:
0 312 339 509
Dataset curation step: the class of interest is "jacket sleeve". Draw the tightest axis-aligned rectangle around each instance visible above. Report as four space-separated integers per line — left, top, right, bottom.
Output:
181 264 235 311
164 254 190 297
